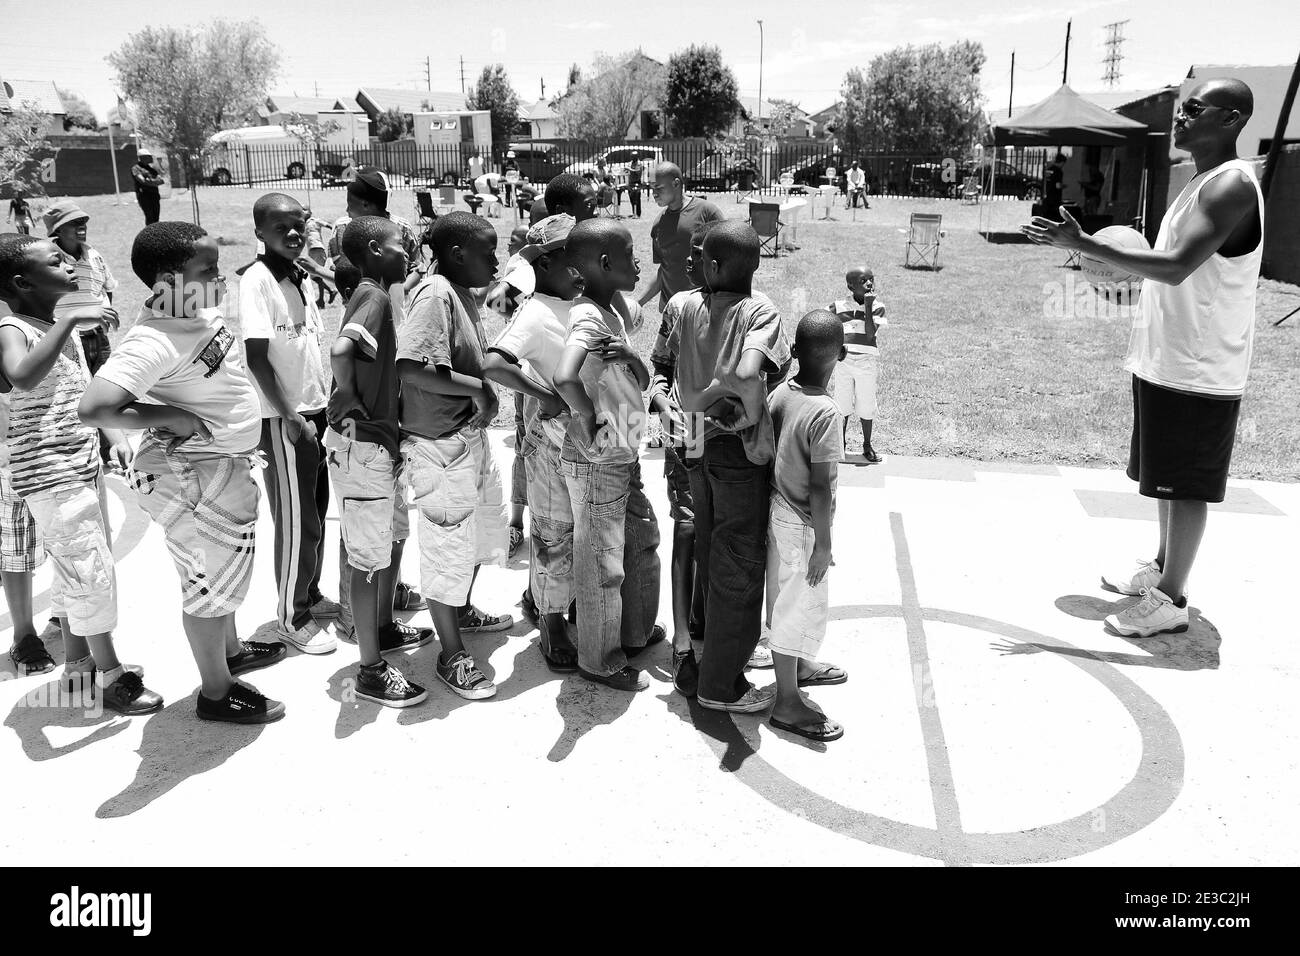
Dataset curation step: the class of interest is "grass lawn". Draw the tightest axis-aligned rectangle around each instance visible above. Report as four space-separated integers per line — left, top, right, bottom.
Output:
7 185 1297 480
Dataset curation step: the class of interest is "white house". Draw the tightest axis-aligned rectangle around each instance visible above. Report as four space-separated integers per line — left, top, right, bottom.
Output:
0 78 67 133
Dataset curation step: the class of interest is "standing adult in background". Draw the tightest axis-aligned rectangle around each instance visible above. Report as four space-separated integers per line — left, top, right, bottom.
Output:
846 160 867 209
1081 162 1105 215
626 155 645 218
638 162 723 311
1043 153 1066 211
1023 78 1264 639
131 150 165 225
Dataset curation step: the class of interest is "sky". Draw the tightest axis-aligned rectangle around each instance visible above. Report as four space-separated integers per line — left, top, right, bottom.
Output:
1 0 1296 124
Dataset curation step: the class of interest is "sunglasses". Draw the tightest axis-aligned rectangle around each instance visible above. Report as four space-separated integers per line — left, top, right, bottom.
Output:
1178 100 1235 119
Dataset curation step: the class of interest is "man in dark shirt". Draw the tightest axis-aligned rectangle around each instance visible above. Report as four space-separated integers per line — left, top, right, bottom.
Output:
1044 153 1066 210
639 162 723 311
131 151 165 225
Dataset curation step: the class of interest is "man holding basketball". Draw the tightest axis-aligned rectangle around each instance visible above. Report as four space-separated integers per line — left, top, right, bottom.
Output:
1023 78 1264 638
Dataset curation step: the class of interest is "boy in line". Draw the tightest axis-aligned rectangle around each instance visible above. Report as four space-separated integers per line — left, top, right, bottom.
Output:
398 212 513 700
767 310 849 742
0 234 162 715
554 218 663 692
647 218 719 696
43 201 115 377
668 220 791 712
528 173 599 226
239 193 338 654
830 266 886 464
81 222 288 724
484 214 583 672
325 217 427 707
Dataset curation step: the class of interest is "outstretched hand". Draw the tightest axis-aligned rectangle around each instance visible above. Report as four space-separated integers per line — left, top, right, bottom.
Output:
1020 206 1085 249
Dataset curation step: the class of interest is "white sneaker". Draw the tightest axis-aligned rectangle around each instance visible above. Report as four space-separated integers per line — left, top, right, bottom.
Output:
1105 587 1189 638
1101 558 1162 596
276 619 337 655
747 635 774 669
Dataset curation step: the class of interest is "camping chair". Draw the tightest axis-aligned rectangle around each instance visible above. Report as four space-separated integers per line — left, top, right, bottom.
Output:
595 181 618 217
961 177 981 204
466 179 502 217
414 190 437 232
748 202 784 258
904 212 943 269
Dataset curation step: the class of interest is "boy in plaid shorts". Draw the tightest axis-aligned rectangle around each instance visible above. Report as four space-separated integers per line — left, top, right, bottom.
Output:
81 222 288 725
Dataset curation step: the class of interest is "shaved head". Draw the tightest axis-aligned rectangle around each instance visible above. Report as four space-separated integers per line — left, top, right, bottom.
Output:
846 265 874 281
702 219 759 265
565 218 629 268
794 309 845 369
1195 79 1254 116
253 192 303 228
654 161 682 183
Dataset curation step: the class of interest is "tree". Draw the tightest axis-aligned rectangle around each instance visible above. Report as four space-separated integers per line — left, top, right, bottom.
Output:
764 98 803 137
375 107 409 143
109 18 280 170
557 52 665 139
838 41 986 156
662 45 740 138
0 102 51 194
57 88 98 131
566 63 583 90
466 64 521 150
284 111 341 196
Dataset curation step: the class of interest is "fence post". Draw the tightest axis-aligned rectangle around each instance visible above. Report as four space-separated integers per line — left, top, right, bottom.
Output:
245 145 252 188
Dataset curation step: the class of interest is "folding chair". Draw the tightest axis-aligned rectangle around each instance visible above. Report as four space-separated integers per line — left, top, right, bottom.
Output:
595 182 618 217
904 212 943 269
414 190 437 232
748 202 783 258
466 179 502 218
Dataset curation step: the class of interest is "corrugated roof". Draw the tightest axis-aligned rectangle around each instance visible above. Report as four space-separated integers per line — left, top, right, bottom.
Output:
522 98 557 121
265 94 360 115
1 78 65 115
358 87 466 115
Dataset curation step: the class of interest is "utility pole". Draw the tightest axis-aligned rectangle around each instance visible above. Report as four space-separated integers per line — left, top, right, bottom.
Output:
1009 50 1015 117
425 57 432 92
1102 20 1129 88
540 77 545 99
460 56 466 94
756 20 764 132
314 81 319 97
1062 20 1072 86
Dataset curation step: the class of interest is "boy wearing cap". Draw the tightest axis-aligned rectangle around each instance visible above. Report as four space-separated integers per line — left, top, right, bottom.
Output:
484 214 583 671
44 201 115 377
239 193 338 654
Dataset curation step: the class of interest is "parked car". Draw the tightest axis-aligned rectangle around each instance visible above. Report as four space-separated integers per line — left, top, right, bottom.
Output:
206 125 322 185
687 152 758 191
508 142 571 184
777 151 838 188
958 159 1043 200
566 145 664 185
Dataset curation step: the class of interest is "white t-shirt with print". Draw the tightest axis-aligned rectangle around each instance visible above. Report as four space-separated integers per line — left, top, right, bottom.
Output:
237 259 329 417
491 293 574 448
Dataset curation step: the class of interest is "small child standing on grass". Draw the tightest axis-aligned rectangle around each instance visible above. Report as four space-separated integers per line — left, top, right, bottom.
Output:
766 310 849 742
398 212 513 701
43 201 116 377
7 192 35 236
81 222 287 724
325 217 428 708
830 265 887 464
0 233 161 715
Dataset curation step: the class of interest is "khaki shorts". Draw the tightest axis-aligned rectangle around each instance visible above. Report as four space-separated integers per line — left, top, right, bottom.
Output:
324 430 409 576
403 428 507 608
833 348 879 420
129 440 260 619
764 493 829 663
24 477 116 635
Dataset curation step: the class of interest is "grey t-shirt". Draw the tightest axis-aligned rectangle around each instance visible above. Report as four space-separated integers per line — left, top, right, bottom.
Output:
397 274 487 441
769 379 842 525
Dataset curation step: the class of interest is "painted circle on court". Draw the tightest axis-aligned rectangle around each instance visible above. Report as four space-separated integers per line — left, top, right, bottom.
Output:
691 604 1185 865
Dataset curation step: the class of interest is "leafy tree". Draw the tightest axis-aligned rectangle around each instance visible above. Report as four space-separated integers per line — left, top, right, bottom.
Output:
0 101 51 194
557 52 665 139
57 88 99 131
662 45 740 138
764 98 803 137
375 107 409 143
466 64 522 149
567 64 583 90
284 111 342 196
838 41 986 156
109 18 280 174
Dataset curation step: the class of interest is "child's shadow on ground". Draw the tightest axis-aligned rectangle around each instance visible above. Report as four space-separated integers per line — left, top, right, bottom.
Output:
95 692 270 818
988 594 1220 671
4 678 133 762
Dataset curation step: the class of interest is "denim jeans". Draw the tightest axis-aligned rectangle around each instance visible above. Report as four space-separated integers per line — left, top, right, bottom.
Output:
560 441 661 676
687 434 771 702
521 425 573 617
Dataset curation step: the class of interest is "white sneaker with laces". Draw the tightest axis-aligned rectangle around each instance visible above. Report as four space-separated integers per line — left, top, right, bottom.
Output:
1105 587 1189 638
747 633 774 669
1101 558 1162 596
277 618 338 655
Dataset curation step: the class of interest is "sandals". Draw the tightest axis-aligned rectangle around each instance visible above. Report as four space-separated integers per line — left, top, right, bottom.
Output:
769 716 844 742
540 644 579 674
8 634 55 676
457 605 513 633
798 663 848 687
508 525 525 560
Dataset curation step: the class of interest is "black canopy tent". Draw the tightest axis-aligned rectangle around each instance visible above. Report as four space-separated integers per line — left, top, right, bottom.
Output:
983 85 1150 235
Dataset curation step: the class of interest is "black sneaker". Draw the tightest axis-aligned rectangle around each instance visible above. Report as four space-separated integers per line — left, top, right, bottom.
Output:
864 446 883 465
436 650 497 700
196 683 286 724
520 588 538 625
379 620 433 652
672 648 699 698
623 623 667 656
99 671 164 716
393 581 426 611
577 665 648 693
355 661 427 708
226 640 288 676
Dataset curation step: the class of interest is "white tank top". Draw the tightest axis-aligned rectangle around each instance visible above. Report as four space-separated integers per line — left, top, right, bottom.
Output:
1125 158 1264 397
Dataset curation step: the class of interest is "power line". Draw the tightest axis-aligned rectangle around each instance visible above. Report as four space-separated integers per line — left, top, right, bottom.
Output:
1102 20 1130 88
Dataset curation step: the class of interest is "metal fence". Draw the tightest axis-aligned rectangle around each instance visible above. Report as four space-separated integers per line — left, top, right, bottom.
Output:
193 137 1051 201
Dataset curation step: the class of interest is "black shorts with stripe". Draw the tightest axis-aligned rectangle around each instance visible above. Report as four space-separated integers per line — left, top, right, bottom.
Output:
1127 375 1241 503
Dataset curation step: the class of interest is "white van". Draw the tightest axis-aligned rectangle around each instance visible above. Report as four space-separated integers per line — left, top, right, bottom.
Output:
206 125 324 186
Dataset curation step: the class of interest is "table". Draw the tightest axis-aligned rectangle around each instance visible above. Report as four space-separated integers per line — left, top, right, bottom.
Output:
746 196 808 250
816 185 841 219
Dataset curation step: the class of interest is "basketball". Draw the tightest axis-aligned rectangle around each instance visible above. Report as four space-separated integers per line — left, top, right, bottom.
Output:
1080 225 1150 289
